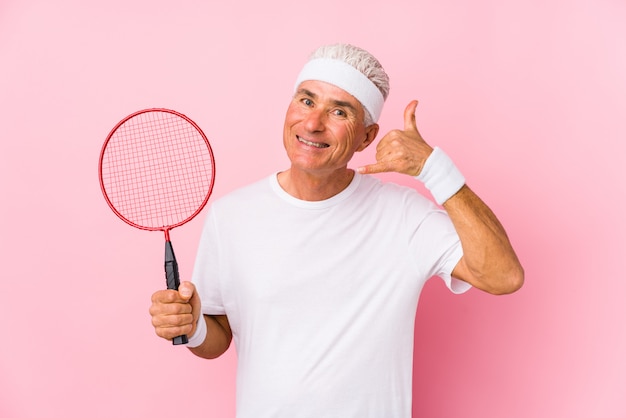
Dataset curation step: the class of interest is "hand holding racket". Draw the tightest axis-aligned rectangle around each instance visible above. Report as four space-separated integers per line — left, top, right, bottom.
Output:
99 108 215 345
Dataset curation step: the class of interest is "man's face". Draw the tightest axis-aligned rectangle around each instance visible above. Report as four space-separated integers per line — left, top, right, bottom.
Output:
283 80 378 176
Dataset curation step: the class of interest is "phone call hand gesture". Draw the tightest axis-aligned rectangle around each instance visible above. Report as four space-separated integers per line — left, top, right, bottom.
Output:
357 100 434 177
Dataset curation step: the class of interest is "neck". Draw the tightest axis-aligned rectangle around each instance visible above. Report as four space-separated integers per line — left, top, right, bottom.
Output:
277 168 355 201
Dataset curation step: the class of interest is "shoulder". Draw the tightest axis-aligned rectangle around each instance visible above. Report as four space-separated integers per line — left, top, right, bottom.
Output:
356 174 435 212
213 174 273 207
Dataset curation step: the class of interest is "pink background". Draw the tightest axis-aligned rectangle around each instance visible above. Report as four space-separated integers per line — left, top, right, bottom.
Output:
1 0 625 417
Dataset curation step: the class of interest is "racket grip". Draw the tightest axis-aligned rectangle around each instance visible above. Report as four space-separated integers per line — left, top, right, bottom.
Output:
165 240 188 345
173 335 189 345
165 241 180 291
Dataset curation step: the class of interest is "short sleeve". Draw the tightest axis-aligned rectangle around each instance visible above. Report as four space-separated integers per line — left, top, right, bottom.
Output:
437 243 471 294
411 209 472 295
191 206 227 315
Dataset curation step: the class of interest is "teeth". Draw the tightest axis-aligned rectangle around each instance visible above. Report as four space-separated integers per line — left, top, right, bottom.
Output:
298 136 329 148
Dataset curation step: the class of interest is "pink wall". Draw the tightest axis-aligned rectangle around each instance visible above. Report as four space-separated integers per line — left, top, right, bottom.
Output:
1 0 624 417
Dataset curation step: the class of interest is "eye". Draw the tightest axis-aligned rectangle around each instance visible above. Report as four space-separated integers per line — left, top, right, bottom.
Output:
332 108 347 117
301 98 313 107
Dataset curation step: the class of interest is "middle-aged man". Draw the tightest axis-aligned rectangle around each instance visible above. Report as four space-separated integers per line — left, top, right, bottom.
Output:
149 43 524 417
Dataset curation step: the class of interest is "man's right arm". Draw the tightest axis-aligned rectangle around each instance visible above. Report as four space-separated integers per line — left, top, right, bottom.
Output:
188 314 232 359
149 281 232 359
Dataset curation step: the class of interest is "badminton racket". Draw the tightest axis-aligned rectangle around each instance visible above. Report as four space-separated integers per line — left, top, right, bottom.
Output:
99 108 215 345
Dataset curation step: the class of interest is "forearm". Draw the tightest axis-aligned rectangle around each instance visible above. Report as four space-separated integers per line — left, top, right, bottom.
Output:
444 185 524 294
188 314 233 359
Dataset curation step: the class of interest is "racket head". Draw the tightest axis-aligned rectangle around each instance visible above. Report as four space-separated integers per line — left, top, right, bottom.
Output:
98 108 215 233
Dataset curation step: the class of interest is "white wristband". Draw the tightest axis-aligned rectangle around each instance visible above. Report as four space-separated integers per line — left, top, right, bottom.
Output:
415 147 465 205
185 313 207 348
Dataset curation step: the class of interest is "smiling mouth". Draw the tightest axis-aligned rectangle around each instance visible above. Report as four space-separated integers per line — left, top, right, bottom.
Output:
297 136 329 149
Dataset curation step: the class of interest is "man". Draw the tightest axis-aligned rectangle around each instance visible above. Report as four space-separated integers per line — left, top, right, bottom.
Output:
149 44 523 417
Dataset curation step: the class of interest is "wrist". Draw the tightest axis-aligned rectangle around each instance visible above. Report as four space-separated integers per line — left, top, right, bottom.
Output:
185 313 207 348
415 147 465 205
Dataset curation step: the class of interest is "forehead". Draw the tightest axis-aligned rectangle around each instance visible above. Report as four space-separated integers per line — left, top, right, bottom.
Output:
296 80 364 114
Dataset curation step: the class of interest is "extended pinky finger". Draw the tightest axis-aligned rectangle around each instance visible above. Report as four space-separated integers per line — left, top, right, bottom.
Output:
356 162 392 175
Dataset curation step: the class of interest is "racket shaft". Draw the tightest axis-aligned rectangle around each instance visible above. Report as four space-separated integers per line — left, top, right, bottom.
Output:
165 240 188 345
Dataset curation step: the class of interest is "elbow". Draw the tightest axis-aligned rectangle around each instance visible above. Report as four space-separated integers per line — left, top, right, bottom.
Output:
188 337 232 360
458 256 525 295
489 264 525 295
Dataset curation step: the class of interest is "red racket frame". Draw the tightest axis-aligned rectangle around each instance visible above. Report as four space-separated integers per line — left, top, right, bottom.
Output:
98 108 215 241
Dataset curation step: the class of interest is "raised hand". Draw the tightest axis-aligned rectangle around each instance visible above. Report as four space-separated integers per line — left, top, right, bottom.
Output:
357 100 433 176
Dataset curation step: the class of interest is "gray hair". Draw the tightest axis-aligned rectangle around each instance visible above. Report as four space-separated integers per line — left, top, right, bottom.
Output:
308 44 390 126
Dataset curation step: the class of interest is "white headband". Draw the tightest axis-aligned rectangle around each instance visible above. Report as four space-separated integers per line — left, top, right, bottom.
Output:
294 58 385 123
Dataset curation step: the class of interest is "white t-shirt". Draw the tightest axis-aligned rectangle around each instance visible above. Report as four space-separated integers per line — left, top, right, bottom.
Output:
192 172 470 418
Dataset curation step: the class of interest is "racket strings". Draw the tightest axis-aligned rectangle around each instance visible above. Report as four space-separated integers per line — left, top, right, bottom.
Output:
101 111 214 229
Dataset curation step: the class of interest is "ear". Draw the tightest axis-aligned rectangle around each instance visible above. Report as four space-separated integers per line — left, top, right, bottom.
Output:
357 123 379 152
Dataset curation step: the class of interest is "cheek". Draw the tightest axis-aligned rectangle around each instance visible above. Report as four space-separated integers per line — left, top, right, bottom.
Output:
283 105 299 139
343 124 366 150
284 100 304 123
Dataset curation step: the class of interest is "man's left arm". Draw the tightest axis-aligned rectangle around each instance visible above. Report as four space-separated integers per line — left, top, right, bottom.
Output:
443 184 523 294
357 100 524 295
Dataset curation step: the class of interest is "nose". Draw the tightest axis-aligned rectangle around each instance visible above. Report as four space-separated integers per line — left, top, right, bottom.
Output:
303 108 326 133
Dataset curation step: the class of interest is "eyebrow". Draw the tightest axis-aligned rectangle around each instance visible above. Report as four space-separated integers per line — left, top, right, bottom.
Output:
297 88 358 114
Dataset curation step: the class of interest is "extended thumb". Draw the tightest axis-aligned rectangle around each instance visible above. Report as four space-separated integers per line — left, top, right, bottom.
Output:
404 100 419 130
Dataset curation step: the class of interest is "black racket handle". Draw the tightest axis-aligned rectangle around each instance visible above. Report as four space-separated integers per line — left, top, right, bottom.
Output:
165 240 188 345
